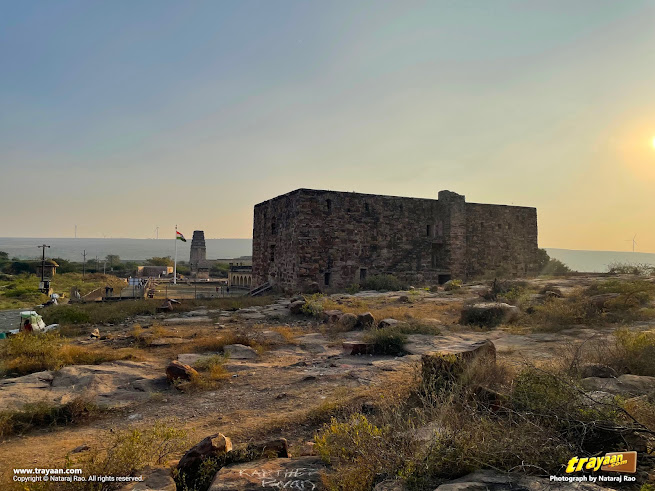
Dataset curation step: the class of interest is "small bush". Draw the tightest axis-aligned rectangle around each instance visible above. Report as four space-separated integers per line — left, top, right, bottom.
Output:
363 327 407 355
361 274 406 292
301 293 325 317
612 327 655 376
0 396 102 437
443 279 462 291
607 262 655 275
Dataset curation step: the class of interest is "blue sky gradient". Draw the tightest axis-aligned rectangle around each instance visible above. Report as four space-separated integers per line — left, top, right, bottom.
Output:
1 1 654 251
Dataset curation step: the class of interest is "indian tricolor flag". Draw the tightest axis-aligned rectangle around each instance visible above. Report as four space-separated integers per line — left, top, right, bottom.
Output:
176 231 187 242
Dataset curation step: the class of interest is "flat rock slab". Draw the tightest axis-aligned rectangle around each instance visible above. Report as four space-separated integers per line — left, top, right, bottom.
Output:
0 361 163 410
581 374 655 396
209 457 325 490
162 317 212 325
435 470 614 490
224 344 258 360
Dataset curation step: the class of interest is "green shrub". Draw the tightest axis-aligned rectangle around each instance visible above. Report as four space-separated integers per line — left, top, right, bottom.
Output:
301 293 325 317
363 327 407 355
612 327 655 376
0 396 102 437
361 274 406 292
443 279 462 291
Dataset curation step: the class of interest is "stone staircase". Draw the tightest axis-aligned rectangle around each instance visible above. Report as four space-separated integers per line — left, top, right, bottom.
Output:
248 281 272 297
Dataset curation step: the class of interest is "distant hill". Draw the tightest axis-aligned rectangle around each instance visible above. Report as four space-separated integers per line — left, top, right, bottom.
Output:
545 248 655 273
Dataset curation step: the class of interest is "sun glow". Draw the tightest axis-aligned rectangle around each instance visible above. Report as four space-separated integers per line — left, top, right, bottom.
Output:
652 137 655 149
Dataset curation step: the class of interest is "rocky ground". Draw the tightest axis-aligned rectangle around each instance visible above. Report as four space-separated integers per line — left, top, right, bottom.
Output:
0 275 653 490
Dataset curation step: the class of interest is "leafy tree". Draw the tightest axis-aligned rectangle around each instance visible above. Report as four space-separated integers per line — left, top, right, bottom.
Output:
147 256 174 267
105 255 120 269
0 251 8 261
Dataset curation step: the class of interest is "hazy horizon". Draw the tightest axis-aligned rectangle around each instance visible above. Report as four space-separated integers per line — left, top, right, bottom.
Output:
2 1 654 249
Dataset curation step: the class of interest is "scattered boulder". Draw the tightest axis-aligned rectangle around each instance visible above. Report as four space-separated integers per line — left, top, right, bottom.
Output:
288 300 306 315
588 293 621 309
378 318 400 328
165 361 198 382
579 364 618 379
323 309 343 323
443 279 462 291
70 444 90 454
209 456 324 491
343 341 375 355
305 282 321 294
223 344 258 360
459 302 519 327
90 328 100 338
357 312 375 328
121 466 176 491
580 374 655 396
421 340 496 390
338 313 358 329
177 433 232 477
374 479 408 491
398 295 410 303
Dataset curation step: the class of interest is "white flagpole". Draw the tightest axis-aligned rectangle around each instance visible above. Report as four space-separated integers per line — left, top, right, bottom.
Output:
174 224 178 285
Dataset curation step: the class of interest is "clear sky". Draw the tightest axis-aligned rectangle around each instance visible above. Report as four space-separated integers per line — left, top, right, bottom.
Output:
1 1 654 251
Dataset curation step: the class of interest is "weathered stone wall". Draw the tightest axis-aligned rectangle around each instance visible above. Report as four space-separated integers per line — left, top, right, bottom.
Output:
464 203 538 278
252 189 539 292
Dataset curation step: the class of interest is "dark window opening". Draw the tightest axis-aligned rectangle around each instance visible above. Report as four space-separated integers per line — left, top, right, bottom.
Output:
438 274 451 284
359 268 367 282
269 245 275 262
427 224 434 237
497 223 502 229
271 220 277 234
326 199 332 212
324 272 331 286
364 203 369 212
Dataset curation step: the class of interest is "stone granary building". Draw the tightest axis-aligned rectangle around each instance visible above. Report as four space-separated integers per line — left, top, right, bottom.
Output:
189 230 210 279
252 189 539 293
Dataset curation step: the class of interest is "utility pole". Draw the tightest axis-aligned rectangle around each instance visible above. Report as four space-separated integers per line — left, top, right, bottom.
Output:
95 256 99 272
82 250 87 281
74 225 77 239
37 244 50 293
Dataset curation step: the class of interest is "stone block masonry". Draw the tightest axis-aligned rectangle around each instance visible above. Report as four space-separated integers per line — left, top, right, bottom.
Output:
252 189 538 293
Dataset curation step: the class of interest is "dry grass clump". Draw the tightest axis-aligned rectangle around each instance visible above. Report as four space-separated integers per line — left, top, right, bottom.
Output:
0 395 103 438
183 329 264 354
0 332 139 376
314 352 651 491
563 327 655 377
527 279 655 331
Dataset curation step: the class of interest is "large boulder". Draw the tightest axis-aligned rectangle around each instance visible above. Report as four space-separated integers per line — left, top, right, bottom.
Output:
580 374 655 396
357 312 375 329
209 456 324 491
343 341 375 355
177 433 232 477
588 293 621 309
288 300 306 315
378 318 400 328
166 361 198 382
460 302 519 327
322 309 343 324
338 313 358 330
223 344 258 360
579 364 618 379
421 340 496 391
